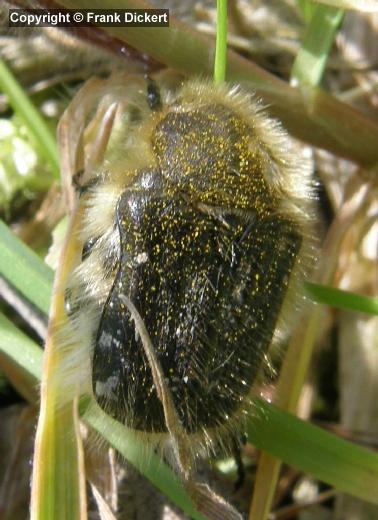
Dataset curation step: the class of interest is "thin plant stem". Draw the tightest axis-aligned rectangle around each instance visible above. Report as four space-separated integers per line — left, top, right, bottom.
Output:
214 0 228 84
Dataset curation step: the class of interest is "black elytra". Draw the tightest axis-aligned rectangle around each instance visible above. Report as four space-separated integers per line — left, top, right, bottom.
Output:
91 100 302 434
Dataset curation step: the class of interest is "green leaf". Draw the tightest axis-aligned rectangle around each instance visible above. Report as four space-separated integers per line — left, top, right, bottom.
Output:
305 282 378 315
249 398 378 505
82 400 206 520
0 312 42 381
297 0 318 22
292 2 344 86
312 0 378 11
0 312 42 402
0 220 53 315
2 297 378 508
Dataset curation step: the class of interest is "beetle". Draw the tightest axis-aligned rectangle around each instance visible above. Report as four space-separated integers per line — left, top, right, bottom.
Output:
58 72 316 519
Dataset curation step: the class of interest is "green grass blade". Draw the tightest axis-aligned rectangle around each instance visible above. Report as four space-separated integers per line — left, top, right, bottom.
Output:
297 0 318 22
0 220 53 315
306 282 378 315
82 400 206 520
313 0 378 11
0 312 42 381
292 2 344 86
0 220 84 520
2 302 378 508
0 312 42 402
214 0 228 84
0 59 59 178
31 399 86 520
249 398 378 504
